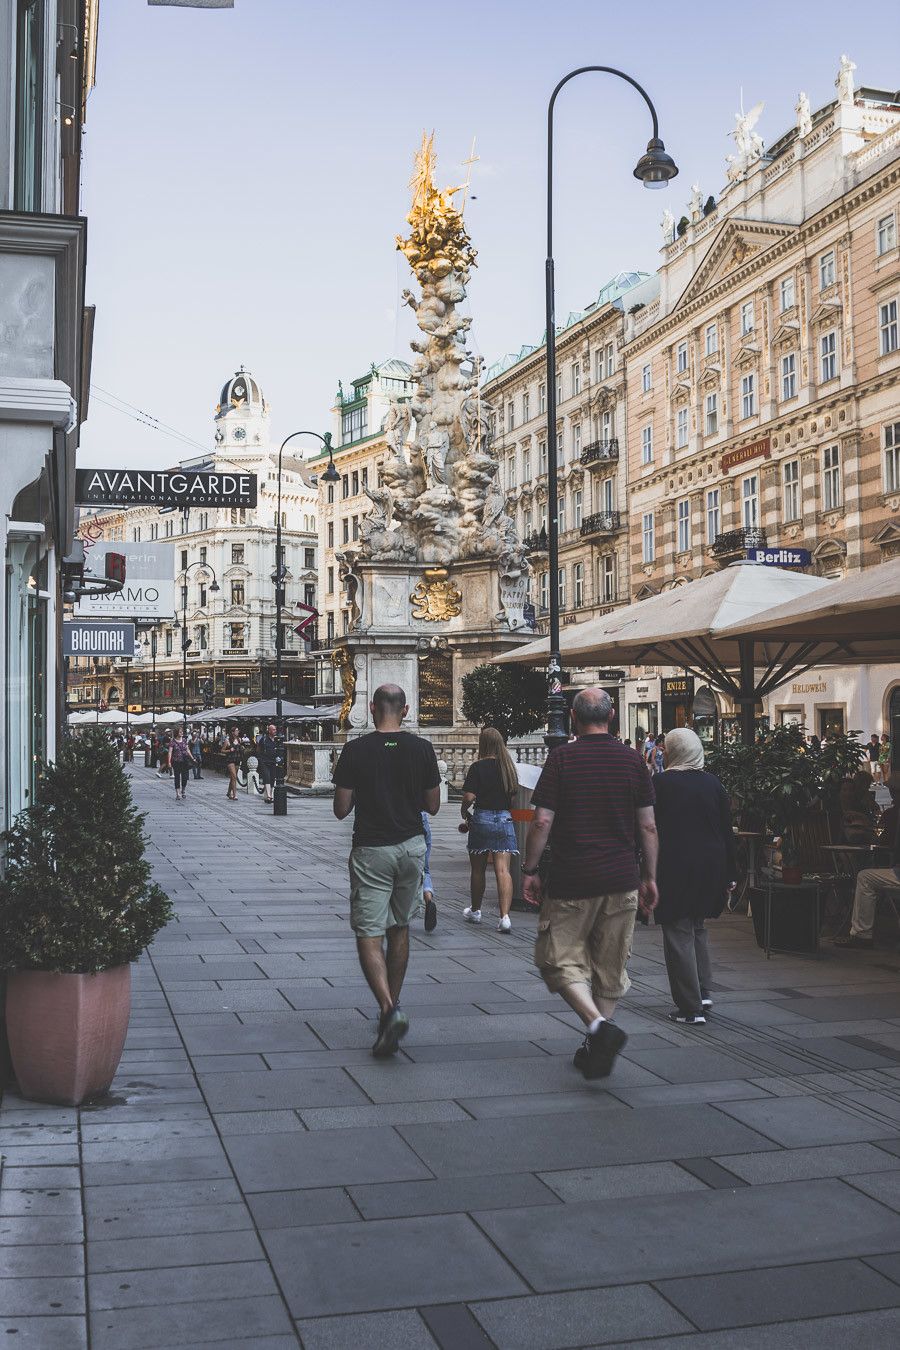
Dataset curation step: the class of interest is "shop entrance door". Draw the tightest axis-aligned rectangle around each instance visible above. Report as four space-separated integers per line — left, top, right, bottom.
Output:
818 706 845 739
890 687 900 772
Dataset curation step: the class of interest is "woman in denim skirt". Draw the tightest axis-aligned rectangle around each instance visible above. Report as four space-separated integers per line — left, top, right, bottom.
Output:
460 727 519 932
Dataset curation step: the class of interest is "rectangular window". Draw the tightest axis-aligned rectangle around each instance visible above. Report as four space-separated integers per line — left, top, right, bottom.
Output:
304 583 315 608
705 323 718 356
304 547 315 569
538 381 546 413
880 299 899 355
351 470 359 496
605 343 615 378
642 512 655 563
556 374 562 405
150 523 158 540
641 424 653 464
676 407 689 448
538 439 548 473
556 430 563 464
362 467 368 488
342 519 349 544
180 549 188 571
573 488 583 528
641 363 652 393
523 508 532 536
506 400 515 432
132 528 141 542
572 362 581 396
706 488 720 542
231 582 244 606
557 567 567 611
327 566 334 594
231 543 244 564
705 392 718 436
601 477 614 514
326 612 335 641
229 623 246 650
341 474 349 499
676 341 688 373
885 422 900 492
327 484 334 504
600 554 615 602
164 520 173 537
199 545 207 564
352 515 359 542
573 562 584 608
573 423 582 458
327 521 334 548
13 0 44 211
781 352 797 401
601 410 613 443
557 495 566 534
741 372 756 418
522 446 531 480
877 213 896 256
823 444 841 510
740 301 754 335
165 631 172 657
783 460 800 520
539 571 548 612
820 330 838 382
677 498 691 553
819 251 836 289
780 275 795 310
742 474 759 528
522 391 530 422
507 455 516 489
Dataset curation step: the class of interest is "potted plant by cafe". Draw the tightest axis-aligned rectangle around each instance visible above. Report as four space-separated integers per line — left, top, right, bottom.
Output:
0 729 171 1105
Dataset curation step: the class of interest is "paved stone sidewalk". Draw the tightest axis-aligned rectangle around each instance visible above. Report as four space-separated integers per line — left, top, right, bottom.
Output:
3 766 900 1348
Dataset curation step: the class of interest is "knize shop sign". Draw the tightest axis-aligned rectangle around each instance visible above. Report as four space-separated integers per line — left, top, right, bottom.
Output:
76 469 257 508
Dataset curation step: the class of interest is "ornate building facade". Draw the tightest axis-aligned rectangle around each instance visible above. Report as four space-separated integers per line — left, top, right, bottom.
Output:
69 369 319 714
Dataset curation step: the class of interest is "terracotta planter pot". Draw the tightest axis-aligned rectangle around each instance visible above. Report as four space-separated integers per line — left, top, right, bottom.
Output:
5 965 131 1105
782 865 804 886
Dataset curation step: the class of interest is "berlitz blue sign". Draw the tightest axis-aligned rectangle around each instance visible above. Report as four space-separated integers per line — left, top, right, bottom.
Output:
747 547 811 568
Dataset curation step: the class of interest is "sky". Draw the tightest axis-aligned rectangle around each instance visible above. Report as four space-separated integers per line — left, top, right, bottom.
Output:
78 0 898 468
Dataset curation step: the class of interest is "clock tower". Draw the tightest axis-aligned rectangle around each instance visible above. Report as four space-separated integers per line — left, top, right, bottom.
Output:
214 366 270 457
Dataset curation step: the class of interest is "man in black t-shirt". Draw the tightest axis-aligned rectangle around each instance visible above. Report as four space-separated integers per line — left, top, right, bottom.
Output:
333 683 441 1057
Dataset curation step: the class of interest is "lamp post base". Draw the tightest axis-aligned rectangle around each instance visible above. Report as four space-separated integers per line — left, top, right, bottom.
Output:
273 784 288 816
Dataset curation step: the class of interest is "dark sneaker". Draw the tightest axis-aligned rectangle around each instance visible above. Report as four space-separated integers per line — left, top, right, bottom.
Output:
576 1021 627 1080
668 1011 707 1026
424 897 438 933
372 1006 410 1058
834 935 874 949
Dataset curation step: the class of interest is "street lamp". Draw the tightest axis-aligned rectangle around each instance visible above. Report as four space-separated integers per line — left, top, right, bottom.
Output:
543 66 678 748
271 429 335 817
180 560 219 732
143 631 158 723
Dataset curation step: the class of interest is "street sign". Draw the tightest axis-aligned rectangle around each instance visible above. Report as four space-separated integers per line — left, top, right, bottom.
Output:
75 541 176 620
63 621 136 657
76 468 257 508
747 547 811 568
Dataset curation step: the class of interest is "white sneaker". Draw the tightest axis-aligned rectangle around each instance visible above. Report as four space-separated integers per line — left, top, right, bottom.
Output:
463 907 482 924
497 915 512 933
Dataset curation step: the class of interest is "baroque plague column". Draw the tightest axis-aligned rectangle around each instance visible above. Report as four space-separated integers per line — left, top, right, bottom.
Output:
334 136 531 735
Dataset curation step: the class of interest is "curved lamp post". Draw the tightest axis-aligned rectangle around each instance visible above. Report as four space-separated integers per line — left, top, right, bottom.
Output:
180 560 219 731
272 430 338 816
543 67 678 748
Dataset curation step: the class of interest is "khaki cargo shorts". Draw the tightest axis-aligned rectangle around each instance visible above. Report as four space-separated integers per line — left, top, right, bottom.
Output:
349 836 427 938
535 891 639 1001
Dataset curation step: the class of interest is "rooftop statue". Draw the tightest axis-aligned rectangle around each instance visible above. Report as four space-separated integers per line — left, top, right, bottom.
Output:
725 100 765 183
358 134 527 597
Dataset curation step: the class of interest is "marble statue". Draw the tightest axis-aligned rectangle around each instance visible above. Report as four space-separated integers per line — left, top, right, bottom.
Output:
836 55 856 105
726 101 765 182
796 91 812 138
689 184 702 223
660 208 675 244
356 132 528 615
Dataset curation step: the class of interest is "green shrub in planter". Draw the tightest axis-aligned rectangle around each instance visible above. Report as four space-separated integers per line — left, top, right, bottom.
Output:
0 728 172 973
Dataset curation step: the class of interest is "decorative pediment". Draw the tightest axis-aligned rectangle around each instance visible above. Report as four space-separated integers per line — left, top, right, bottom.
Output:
771 320 800 349
699 363 721 388
223 564 252 580
813 538 846 560
636 583 657 599
810 300 842 327
674 219 798 311
672 378 692 405
873 521 900 552
591 385 617 412
732 342 761 370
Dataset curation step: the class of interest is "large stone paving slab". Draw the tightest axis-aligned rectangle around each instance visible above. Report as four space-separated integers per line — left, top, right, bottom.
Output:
223 1125 434 1191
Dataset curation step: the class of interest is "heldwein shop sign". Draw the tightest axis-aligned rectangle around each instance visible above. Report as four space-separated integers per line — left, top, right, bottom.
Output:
76 468 257 508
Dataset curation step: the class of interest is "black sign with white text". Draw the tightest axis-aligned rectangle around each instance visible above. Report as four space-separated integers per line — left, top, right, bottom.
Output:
64 621 136 657
76 469 258 508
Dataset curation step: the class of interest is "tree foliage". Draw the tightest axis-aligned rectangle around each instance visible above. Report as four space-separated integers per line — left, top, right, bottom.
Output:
461 664 548 741
0 729 172 973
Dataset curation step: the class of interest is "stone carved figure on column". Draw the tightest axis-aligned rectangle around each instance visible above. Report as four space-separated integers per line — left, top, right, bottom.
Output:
355 133 527 608
836 55 856 105
332 647 357 730
335 551 363 630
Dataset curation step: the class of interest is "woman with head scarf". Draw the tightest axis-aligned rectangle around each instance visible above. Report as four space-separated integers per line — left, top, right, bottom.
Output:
653 727 736 1025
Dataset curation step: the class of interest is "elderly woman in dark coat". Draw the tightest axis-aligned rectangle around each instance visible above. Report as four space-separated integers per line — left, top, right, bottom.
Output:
654 728 736 1025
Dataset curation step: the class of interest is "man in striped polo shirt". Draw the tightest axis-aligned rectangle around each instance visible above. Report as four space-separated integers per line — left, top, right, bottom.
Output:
522 688 659 1080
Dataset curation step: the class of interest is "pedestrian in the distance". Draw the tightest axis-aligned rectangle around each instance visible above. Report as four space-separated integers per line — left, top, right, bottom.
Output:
332 684 441 1057
867 733 881 779
168 728 194 801
522 688 658 1080
156 732 173 777
188 730 203 780
256 723 279 804
422 810 437 932
653 727 736 1025
461 726 520 933
224 728 242 801
879 733 892 784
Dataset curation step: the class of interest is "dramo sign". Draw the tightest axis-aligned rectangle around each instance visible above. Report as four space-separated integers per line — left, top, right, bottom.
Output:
75 541 176 621
76 468 257 508
63 622 136 657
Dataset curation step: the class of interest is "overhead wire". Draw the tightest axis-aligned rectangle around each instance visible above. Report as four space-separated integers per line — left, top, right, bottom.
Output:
90 384 210 456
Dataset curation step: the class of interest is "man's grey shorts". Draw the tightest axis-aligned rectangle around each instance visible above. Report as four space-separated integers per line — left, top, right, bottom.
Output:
349 836 428 938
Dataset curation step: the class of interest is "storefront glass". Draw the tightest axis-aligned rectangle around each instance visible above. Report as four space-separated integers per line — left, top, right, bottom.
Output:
817 707 845 739
692 686 718 745
628 702 658 746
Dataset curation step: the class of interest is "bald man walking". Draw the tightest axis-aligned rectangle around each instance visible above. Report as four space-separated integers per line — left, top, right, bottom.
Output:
333 684 441 1057
522 687 659 1080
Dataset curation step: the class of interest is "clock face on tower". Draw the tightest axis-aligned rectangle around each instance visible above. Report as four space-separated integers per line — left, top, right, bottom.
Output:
233 426 247 442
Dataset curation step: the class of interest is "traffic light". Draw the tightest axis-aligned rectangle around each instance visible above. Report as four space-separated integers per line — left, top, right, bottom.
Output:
105 552 126 585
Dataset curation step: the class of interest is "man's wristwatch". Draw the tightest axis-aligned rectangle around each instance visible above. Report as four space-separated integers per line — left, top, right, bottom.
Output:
521 866 540 876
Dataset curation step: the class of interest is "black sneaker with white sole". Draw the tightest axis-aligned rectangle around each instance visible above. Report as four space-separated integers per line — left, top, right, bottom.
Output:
372 1006 410 1058
424 897 438 933
668 1011 707 1026
574 1021 628 1079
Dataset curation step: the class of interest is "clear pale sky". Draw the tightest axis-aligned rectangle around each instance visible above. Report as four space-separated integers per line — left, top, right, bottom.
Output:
79 0 896 468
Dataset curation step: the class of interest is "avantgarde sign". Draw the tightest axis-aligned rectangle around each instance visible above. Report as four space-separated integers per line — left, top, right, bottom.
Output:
76 469 258 508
